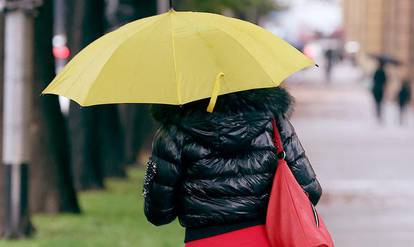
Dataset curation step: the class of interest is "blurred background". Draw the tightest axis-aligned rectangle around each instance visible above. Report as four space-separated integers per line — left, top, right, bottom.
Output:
0 0 413 246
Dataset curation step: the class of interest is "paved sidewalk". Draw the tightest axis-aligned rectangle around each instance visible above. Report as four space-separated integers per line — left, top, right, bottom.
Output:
288 63 414 247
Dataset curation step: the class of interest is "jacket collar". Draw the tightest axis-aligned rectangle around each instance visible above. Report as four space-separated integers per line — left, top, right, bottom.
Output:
150 87 294 151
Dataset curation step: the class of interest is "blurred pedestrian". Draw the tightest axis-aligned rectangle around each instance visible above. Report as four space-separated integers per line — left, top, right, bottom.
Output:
324 48 335 83
396 78 411 125
142 87 322 247
371 61 388 122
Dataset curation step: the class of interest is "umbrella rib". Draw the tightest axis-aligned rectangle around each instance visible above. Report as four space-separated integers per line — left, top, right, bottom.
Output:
213 22 275 85
60 16 162 104
80 16 165 105
64 38 124 103
169 12 181 105
177 13 274 102
179 13 223 74
186 13 275 84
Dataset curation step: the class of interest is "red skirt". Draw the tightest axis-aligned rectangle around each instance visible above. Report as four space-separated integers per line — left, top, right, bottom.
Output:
185 225 271 247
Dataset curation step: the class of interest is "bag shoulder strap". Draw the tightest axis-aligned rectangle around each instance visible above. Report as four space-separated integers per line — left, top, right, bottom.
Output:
271 118 286 159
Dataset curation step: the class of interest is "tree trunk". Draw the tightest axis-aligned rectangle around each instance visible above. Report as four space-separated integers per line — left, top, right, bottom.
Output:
29 0 80 213
67 0 127 188
67 0 105 189
0 166 3 237
120 105 155 165
117 0 158 166
96 105 126 178
0 10 5 237
68 106 104 189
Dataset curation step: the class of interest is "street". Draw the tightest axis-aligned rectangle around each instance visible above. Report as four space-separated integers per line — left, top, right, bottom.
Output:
289 63 414 247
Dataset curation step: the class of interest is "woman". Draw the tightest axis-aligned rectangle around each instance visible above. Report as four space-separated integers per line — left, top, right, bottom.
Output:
142 86 322 246
397 78 411 125
372 61 388 122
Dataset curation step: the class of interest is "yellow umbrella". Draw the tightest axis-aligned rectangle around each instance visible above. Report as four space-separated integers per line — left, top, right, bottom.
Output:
43 10 314 112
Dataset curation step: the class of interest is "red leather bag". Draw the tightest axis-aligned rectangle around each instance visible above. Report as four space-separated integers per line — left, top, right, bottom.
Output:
266 118 334 247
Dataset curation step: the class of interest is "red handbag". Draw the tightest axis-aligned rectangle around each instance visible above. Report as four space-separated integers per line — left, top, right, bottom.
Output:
266 118 334 247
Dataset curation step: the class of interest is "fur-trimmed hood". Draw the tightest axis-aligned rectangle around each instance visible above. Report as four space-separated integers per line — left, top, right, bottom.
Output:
150 86 294 151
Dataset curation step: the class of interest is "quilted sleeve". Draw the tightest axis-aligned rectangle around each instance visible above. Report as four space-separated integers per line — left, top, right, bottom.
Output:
143 125 184 226
276 115 323 205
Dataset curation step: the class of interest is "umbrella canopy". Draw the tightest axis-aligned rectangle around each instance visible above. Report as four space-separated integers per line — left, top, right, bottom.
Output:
43 10 314 112
368 53 402 66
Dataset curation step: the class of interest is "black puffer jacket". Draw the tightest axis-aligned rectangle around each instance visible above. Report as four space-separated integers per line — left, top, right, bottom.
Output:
143 87 322 242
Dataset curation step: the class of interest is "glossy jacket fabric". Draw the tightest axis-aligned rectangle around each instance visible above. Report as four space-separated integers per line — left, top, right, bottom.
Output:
143 87 322 232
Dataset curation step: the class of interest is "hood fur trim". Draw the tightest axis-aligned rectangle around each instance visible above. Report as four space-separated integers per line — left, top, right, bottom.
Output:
150 86 294 124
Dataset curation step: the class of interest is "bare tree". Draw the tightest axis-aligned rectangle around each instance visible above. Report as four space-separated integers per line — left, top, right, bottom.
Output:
29 0 80 214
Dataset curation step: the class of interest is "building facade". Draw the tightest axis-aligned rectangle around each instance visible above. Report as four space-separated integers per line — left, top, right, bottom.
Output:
343 0 414 84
